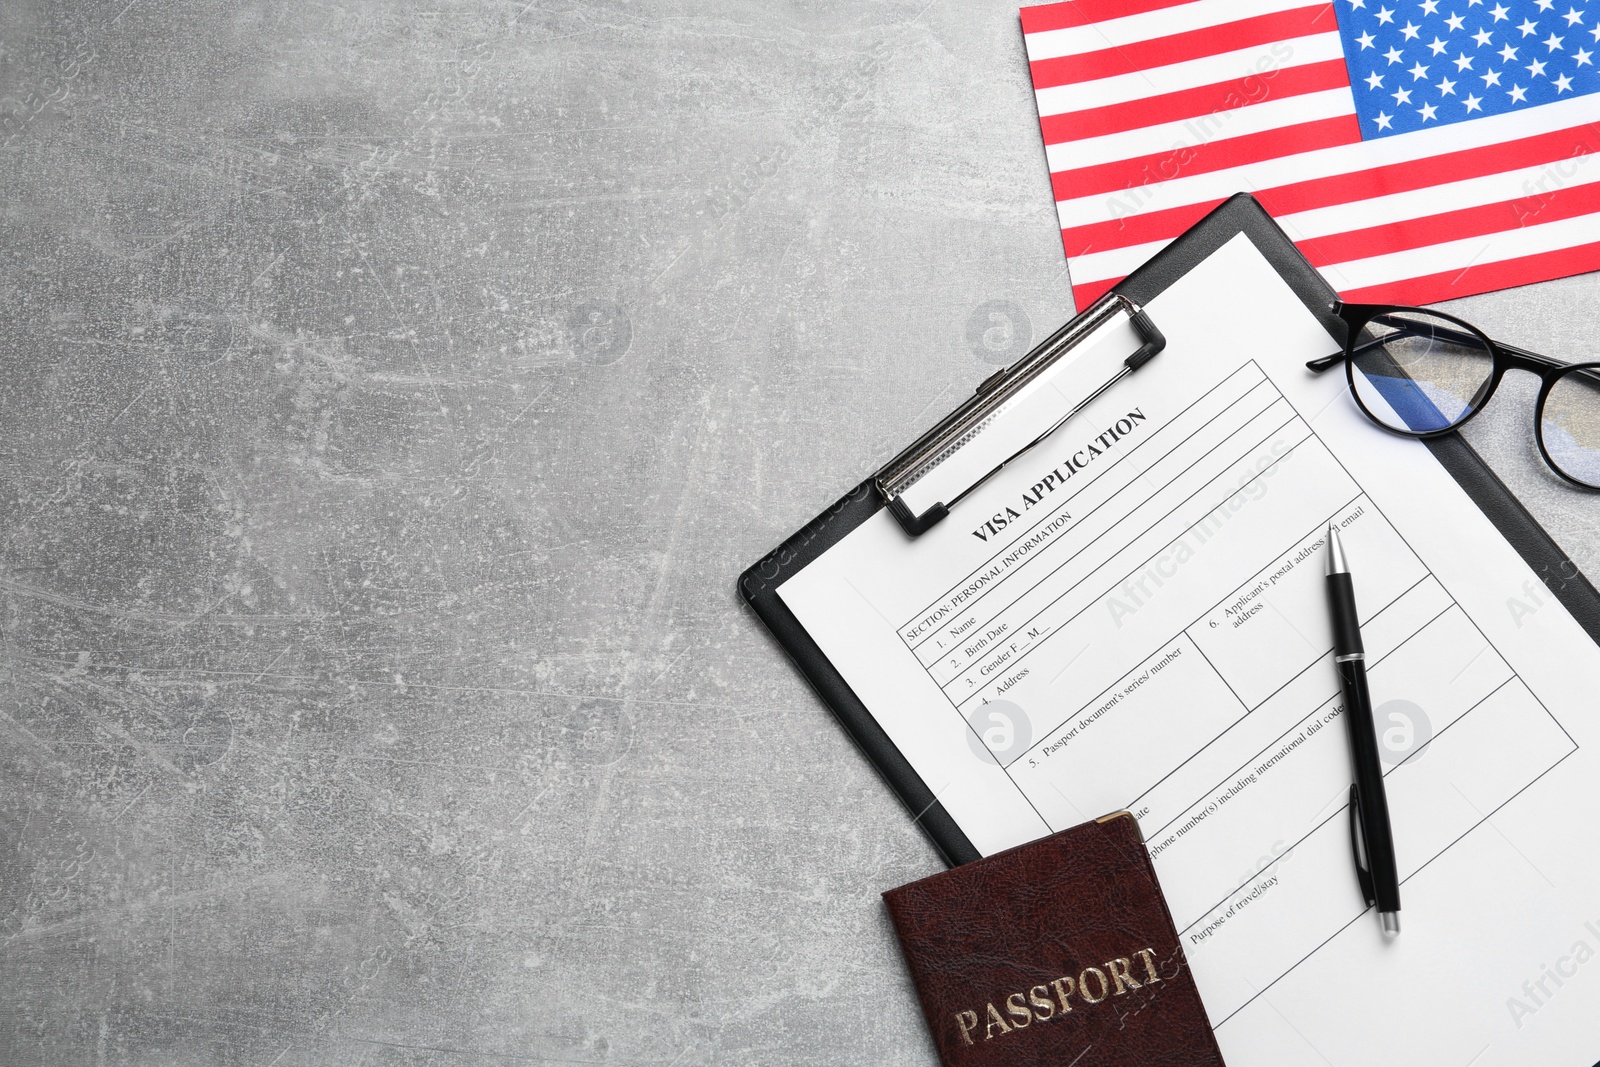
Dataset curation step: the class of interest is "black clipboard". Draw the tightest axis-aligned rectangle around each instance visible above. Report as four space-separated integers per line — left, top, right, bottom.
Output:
737 192 1600 868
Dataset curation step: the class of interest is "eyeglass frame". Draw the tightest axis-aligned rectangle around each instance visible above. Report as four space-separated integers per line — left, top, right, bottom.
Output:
1306 301 1600 492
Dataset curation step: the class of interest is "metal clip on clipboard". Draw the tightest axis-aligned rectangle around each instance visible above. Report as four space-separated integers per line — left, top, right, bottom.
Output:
874 291 1167 538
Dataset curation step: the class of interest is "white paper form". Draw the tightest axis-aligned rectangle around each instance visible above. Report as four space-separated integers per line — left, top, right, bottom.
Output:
778 234 1600 1066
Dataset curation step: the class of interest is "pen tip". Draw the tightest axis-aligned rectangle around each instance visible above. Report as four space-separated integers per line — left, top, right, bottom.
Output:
1380 911 1401 938
1326 524 1349 576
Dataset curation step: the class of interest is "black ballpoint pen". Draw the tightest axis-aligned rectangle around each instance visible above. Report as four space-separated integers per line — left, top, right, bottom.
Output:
1326 524 1402 938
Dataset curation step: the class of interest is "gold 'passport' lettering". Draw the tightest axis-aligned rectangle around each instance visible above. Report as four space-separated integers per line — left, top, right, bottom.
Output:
953 945 1167 1047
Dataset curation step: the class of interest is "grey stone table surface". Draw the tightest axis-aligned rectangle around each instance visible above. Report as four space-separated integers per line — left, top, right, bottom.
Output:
2 2 1597 1065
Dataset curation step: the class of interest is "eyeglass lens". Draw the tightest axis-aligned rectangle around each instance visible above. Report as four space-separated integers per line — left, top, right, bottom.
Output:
1541 367 1600 489
1349 309 1496 434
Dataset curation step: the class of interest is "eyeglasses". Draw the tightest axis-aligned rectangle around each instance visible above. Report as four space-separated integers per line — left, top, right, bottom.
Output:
1307 302 1600 491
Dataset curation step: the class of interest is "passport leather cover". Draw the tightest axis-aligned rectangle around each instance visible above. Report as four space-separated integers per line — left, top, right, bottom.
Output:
882 812 1225 1067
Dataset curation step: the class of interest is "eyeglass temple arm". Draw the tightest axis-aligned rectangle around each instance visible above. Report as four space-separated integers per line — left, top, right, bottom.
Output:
1487 337 1572 371
1305 305 1600 400
1307 337 1386 373
1307 329 1408 373
1305 306 1522 373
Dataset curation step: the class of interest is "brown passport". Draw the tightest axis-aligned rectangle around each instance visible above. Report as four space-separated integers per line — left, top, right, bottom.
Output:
883 812 1225 1067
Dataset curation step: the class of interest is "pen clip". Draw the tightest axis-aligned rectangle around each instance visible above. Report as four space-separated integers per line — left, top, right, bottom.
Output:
1347 783 1376 908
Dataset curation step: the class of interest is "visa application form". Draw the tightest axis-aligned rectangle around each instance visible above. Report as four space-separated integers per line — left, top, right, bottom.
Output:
778 235 1600 1066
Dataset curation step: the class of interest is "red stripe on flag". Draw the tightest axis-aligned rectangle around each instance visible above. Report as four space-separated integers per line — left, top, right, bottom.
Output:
1051 114 1362 200
1338 237 1600 304
1298 180 1600 267
1073 229 1600 309
1071 277 1121 308
1029 5 1337 89
1067 196 1600 309
1055 124 1600 260
1040 58 1351 143
1256 125 1600 218
1021 0 1203 35
1062 200 1227 258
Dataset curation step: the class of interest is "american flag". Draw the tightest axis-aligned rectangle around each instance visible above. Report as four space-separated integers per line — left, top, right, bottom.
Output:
1023 0 1600 307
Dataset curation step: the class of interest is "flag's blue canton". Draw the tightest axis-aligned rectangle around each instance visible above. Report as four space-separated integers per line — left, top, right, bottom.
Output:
1335 0 1600 137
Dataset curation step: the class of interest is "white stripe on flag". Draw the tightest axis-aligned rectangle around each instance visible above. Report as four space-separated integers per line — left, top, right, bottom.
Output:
1321 207 1600 290
1044 87 1355 170
1023 0 1319 61
1066 152 1600 285
1065 155 1600 287
1067 238 1192 287
1051 91 1600 231
1280 157 1600 241
1034 32 1341 115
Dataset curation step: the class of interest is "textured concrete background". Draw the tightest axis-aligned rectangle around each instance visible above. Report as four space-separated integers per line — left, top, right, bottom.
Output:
1 1 1596 1065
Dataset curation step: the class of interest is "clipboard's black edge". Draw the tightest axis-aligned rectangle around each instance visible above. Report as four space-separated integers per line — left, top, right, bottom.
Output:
737 480 984 868
1422 434 1600 643
738 190 1600 872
